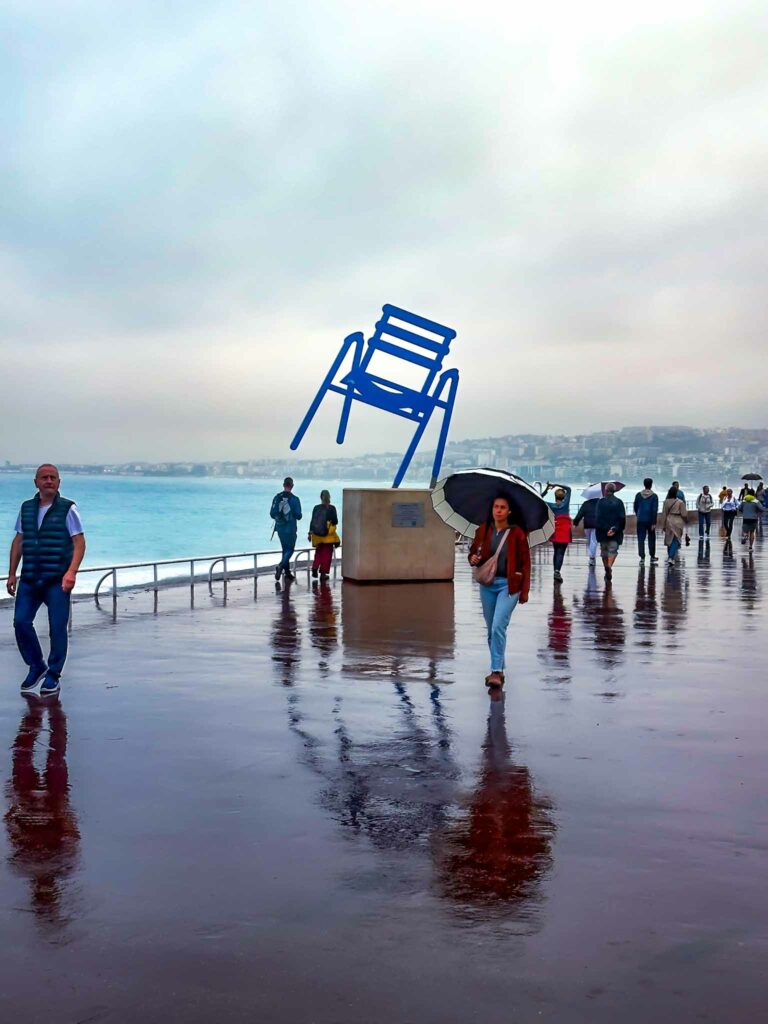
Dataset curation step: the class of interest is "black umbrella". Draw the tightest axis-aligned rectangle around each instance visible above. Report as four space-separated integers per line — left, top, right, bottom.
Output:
741 473 763 481
431 468 555 547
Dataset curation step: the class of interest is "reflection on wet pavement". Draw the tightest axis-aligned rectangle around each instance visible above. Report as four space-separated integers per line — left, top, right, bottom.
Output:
0 541 766 1022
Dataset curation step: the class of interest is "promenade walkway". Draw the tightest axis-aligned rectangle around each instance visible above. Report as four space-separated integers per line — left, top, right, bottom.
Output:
0 539 765 1023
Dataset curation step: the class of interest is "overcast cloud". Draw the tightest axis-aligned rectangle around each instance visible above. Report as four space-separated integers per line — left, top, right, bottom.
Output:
2 0 767 462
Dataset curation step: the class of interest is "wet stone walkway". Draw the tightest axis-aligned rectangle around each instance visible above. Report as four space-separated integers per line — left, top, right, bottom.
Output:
0 539 766 1023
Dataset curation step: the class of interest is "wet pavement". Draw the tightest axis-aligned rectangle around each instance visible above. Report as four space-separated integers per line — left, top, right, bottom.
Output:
0 537 766 1023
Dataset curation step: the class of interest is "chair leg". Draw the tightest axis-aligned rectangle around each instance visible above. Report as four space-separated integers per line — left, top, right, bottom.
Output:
290 333 361 451
393 409 434 488
335 334 364 445
430 370 459 487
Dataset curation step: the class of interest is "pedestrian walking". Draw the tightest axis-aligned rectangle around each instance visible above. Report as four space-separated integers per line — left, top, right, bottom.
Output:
660 486 687 565
468 495 531 688
696 485 714 538
721 488 739 541
270 477 302 581
542 482 572 582
573 495 599 565
633 478 659 563
6 464 86 697
308 490 339 580
739 489 760 550
595 483 626 581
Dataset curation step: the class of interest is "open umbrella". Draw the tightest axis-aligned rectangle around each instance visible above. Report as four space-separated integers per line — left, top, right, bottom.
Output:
581 481 626 500
741 473 763 482
431 469 555 547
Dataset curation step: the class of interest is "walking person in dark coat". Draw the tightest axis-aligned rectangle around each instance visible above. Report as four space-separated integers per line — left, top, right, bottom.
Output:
633 478 659 563
595 483 626 581
573 496 599 566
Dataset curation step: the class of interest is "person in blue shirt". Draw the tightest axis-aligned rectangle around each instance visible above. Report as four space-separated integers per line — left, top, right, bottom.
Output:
270 477 302 581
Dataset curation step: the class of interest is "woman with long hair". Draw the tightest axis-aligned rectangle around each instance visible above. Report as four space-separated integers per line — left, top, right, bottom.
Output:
468 495 531 688
660 485 687 565
308 489 339 580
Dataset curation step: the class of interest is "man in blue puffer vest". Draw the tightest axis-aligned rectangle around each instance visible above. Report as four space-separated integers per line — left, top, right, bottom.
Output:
6 464 86 697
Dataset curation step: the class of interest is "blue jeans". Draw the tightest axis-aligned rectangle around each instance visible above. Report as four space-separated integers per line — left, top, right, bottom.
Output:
637 522 656 558
13 578 71 679
667 536 680 561
479 578 520 671
698 511 711 537
276 526 297 572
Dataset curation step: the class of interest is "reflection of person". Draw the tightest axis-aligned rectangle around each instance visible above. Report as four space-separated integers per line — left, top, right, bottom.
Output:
542 482 572 583
270 583 300 685
270 476 302 582
309 580 338 672
468 495 531 688
547 587 571 663
7 464 86 697
4 700 80 931
633 478 659 563
595 483 626 581
434 696 554 912
308 490 339 580
660 486 687 565
634 565 658 643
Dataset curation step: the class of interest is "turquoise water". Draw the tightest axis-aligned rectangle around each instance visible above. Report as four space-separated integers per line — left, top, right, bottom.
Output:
0 474 372 569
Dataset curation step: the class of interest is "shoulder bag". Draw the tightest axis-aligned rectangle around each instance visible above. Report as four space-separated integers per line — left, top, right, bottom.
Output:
472 529 509 585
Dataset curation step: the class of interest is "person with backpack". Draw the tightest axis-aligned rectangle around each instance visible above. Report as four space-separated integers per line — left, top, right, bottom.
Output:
696 485 714 538
633 478 659 563
270 477 302 581
308 489 339 580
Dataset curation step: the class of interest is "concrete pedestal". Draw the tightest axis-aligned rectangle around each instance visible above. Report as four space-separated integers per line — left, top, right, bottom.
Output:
341 488 456 582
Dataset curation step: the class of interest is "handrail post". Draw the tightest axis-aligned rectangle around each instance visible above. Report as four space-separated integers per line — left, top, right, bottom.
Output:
223 556 228 601
190 559 195 607
112 568 117 622
253 553 258 598
153 563 158 614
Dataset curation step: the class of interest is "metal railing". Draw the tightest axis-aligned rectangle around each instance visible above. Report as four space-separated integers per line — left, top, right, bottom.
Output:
1 546 339 623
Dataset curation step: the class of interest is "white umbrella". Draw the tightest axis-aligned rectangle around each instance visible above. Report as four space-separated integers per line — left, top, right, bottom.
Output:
431 468 555 548
581 480 626 500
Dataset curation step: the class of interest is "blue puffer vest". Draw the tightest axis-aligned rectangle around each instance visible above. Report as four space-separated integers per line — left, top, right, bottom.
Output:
19 494 75 582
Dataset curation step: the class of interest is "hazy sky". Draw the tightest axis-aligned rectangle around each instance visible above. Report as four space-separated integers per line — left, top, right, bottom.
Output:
2 0 767 463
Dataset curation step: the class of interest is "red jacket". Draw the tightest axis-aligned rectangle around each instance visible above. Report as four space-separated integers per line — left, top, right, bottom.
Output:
468 524 531 602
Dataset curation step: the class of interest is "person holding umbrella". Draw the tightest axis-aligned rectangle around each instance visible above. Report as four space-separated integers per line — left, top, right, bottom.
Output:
468 495 531 688
595 483 626 581
541 482 572 583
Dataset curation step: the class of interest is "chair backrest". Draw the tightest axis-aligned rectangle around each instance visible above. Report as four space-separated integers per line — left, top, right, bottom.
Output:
359 305 456 393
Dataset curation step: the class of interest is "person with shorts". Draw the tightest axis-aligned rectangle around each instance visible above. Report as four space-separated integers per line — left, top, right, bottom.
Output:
739 490 760 550
595 483 626 581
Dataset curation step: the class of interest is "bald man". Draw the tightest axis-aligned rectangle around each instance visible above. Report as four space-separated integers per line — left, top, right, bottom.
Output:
7 464 86 697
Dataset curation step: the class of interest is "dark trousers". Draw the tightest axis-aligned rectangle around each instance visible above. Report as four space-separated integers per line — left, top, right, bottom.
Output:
637 523 656 558
552 542 568 572
698 511 711 536
723 510 736 537
276 527 297 572
13 578 71 679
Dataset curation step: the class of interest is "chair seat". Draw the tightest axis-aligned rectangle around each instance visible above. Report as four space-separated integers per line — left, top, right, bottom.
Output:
340 371 430 415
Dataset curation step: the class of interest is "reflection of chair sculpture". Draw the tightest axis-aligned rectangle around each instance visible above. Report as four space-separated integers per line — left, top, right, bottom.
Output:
290 305 459 488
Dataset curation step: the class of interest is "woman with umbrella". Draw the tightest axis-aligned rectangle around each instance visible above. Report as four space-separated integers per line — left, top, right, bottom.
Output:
432 470 552 689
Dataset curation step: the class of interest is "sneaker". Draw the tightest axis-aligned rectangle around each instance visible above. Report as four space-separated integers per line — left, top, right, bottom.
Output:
284 570 295 581
553 570 563 582
274 566 282 580
20 664 47 695
39 674 60 697
667 558 675 566
588 557 596 566
311 568 318 578
650 556 659 563
741 536 747 545
639 556 645 563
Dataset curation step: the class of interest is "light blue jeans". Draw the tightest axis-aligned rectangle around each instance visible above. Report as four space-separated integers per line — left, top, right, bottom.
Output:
479 578 520 672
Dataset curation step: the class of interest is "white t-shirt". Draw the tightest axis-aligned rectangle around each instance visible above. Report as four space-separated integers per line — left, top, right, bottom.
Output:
15 503 84 536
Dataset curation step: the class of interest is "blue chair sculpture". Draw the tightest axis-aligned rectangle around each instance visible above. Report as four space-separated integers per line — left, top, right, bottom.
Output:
290 305 459 488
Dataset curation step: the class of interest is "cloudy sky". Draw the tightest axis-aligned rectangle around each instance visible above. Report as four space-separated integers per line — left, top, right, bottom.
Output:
2 0 766 462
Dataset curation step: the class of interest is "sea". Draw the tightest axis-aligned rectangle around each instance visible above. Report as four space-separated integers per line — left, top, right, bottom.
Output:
0 473 676 591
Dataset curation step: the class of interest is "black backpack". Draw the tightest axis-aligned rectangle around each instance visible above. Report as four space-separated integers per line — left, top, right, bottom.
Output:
310 506 329 537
